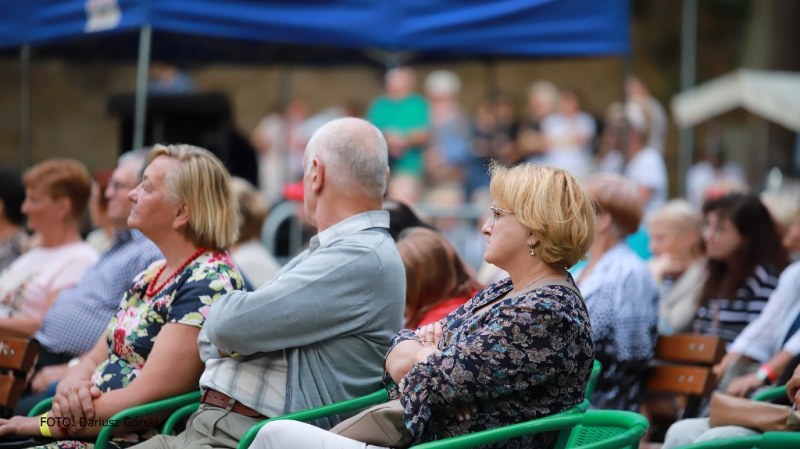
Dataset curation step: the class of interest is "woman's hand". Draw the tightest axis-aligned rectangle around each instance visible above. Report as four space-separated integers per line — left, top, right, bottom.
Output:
51 378 102 431
786 364 800 405
726 373 764 397
416 322 443 347
448 404 478 422
0 416 40 437
31 364 70 394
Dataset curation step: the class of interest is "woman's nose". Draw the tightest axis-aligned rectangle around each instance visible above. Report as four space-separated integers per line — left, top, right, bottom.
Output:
481 219 492 236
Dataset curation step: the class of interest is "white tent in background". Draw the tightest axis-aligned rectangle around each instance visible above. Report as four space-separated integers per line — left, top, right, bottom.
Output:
671 69 800 131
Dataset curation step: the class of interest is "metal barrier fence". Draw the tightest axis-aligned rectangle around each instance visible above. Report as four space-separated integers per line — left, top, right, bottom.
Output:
260 201 488 267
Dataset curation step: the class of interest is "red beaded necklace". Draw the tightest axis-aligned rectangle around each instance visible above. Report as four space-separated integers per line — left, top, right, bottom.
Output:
145 247 206 298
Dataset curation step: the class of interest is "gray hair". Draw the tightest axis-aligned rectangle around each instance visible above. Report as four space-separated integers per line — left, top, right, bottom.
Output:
118 148 151 183
304 117 388 198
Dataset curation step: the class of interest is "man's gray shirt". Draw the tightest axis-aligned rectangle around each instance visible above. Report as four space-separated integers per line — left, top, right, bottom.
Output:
200 211 405 428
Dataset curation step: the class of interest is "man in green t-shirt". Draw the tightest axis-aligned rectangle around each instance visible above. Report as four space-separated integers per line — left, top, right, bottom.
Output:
366 67 431 191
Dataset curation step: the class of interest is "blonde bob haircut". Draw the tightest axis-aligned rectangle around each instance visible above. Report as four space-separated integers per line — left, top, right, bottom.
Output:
489 162 596 267
148 144 238 251
645 199 702 237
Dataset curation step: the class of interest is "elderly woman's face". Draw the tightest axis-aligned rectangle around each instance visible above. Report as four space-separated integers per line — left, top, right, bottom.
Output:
481 204 532 268
649 223 692 257
126 156 183 237
21 185 67 232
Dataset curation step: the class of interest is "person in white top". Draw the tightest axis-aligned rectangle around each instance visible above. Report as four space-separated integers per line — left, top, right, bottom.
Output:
626 76 667 153
0 159 98 337
540 89 596 180
229 177 281 287
624 101 668 217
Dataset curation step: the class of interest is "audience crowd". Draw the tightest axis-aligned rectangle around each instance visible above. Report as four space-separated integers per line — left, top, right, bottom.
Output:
0 68 798 449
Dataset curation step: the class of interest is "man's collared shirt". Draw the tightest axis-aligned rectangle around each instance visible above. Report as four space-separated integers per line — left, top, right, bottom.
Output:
199 210 405 423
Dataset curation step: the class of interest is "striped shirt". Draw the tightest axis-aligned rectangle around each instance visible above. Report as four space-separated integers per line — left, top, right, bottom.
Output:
693 264 779 344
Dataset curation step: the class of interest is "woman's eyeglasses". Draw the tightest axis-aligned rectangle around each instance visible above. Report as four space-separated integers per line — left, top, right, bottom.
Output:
488 206 513 228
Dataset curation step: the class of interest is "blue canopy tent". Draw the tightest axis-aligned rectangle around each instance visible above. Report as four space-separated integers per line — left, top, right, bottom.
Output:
1 0 630 163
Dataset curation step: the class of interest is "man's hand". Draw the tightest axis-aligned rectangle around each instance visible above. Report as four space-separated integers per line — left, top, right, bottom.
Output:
31 364 70 394
0 416 39 437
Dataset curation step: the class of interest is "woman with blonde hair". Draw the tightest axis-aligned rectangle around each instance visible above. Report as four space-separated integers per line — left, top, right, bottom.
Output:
646 199 706 334
397 227 482 329
253 162 596 449
0 145 247 448
0 159 98 337
230 177 280 287
573 173 659 412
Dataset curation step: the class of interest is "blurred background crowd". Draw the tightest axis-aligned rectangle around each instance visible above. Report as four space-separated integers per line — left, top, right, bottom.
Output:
2 0 800 447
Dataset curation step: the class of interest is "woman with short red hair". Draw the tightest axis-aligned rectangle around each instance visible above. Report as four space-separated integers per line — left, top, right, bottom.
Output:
0 158 98 337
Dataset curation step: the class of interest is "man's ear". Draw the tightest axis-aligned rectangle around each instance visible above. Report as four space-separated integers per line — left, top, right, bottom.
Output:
173 202 190 231
312 157 325 194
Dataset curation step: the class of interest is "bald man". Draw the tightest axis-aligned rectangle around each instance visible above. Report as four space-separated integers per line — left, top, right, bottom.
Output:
131 118 406 449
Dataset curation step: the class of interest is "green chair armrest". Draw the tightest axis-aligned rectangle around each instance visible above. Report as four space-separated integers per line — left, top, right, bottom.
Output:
237 389 390 449
410 410 647 449
752 385 787 402
27 397 54 417
161 402 201 435
761 431 800 449
586 360 602 400
94 390 201 449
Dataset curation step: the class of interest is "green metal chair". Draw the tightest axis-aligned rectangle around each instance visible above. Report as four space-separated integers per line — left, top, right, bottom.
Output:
236 399 593 449
587 360 603 400
26 390 201 449
234 359 602 449
411 410 648 449
751 385 787 403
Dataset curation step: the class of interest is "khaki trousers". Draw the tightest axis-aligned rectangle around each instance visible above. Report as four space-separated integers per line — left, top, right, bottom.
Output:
130 404 264 449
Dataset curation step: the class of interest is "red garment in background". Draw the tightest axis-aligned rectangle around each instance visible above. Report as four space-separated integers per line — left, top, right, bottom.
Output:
414 290 479 328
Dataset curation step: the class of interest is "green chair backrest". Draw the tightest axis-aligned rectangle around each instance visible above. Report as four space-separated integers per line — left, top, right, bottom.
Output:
586 360 602 400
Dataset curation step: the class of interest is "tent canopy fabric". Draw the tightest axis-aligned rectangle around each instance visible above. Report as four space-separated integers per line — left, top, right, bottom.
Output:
671 69 800 132
0 0 630 58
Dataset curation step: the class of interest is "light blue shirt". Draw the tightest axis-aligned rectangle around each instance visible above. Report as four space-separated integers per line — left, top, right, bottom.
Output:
201 210 405 427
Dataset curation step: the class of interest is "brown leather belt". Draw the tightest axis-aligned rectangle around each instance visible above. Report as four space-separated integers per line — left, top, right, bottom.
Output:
200 389 268 420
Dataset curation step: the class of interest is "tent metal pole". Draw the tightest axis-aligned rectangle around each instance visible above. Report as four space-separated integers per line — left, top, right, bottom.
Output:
133 24 152 150
20 44 30 169
678 0 697 197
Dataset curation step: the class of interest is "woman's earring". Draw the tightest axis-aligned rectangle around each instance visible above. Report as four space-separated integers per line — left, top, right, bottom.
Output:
529 244 536 256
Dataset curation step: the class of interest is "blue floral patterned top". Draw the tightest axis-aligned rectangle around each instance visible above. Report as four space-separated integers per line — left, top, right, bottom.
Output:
42 251 246 449
385 276 594 449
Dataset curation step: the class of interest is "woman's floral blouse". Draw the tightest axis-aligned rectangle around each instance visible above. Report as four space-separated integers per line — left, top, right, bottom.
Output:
42 251 246 449
385 276 594 449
